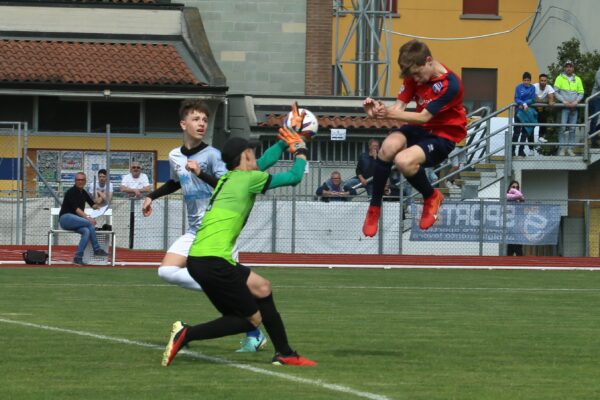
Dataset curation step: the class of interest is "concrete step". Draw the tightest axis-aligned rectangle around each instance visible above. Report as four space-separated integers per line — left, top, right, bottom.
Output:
474 163 497 171
459 170 481 180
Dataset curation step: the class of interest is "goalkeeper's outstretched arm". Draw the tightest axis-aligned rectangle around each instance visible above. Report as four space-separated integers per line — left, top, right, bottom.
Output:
257 140 288 172
267 156 306 189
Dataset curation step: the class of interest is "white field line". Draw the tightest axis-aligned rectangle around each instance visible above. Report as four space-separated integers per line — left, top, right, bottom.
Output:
114 262 600 271
0 318 394 400
2 261 599 270
1 282 599 292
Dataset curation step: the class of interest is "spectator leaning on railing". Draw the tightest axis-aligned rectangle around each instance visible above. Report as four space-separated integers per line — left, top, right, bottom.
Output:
554 60 584 156
316 171 356 202
533 73 555 147
512 72 537 157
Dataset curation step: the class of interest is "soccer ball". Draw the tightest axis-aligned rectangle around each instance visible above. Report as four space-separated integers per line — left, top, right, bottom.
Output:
284 108 318 141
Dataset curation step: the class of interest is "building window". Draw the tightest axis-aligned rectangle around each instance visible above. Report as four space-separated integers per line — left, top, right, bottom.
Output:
91 101 140 134
145 99 181 133
0 95 33 127
38 96 87 133
462 0 499 18
461 68 497 113
383 0 398 15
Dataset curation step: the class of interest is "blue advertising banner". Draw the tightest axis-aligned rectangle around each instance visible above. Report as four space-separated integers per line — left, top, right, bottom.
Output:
410 201 561 245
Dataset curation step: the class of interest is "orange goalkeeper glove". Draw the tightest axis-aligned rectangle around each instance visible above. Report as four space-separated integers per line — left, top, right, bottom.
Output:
289 101 306 133
278 127 308 156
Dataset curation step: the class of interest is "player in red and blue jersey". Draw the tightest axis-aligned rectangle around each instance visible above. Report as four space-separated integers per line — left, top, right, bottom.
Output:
362 39 467 236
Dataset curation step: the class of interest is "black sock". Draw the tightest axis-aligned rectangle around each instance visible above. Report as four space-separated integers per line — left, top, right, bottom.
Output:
185 315 255 344
256 294 293 355
370 158 394 207
406 167 434 199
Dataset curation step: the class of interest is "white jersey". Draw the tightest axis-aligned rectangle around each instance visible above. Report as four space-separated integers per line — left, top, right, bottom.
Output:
121 173 150 189
87 181 113 195
533 83 555 101
169 144 227 234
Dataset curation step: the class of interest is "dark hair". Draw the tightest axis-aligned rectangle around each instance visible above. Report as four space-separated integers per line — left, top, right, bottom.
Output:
507 180 520 192
98 169 107 176
179 99 210 121
398 39 432 78
539 73 548 79
522 72 531 80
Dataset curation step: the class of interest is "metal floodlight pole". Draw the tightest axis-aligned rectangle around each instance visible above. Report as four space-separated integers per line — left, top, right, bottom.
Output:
334 0 392 96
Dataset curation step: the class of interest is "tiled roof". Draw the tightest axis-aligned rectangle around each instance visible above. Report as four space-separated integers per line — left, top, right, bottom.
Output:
262 113 404 130
0 39 204 87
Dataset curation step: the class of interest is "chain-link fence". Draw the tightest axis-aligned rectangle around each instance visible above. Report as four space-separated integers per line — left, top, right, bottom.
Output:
5 99 600 259
3 192 600 258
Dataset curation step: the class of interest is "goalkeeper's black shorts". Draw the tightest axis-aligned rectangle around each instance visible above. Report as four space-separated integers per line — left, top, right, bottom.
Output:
187 256 257 318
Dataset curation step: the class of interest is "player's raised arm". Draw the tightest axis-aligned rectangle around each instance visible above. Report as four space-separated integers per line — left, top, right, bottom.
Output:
265 127 307 189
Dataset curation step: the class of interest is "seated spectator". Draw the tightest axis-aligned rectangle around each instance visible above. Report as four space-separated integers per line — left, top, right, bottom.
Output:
120 161 151 199
87 168 113 206
383 178 400 201
316 171 356 202
59 172 108 265
344 139 380 195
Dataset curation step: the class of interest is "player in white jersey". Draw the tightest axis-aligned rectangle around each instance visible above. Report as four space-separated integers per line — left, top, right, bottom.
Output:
142 99 266 352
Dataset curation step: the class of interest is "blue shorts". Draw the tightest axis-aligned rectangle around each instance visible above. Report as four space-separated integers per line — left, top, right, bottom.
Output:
391 125 455 168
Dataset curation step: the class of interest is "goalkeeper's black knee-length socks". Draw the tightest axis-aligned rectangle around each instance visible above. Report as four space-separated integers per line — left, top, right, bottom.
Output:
186 315 255 343
256 294 293 356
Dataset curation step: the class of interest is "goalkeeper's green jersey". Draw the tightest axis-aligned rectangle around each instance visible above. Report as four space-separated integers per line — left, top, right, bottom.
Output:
188 169 269 265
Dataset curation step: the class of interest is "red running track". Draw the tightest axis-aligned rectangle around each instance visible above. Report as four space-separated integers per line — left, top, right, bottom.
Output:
1 245 599 269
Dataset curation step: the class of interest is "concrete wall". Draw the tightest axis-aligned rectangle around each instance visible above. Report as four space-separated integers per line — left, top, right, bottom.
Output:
183 1 307 95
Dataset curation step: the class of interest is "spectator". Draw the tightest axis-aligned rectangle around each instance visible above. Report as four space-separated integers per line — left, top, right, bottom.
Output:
87 168 113 206
533 73 555 147
554 60 584 156
512 72 537 157
344 139 380 196
120 161 151 198
506 180 525 256
59 172 108 265
315 171 356 202
589 65 600 148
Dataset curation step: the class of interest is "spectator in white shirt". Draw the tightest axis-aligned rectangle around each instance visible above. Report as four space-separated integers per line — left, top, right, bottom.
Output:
533 73 555 146
120 161 151 198
87 168 113 206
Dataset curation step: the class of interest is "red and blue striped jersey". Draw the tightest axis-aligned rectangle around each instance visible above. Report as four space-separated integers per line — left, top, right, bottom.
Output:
397 66 467 143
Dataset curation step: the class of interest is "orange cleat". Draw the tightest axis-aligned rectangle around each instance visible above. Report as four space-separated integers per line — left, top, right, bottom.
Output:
419 189 444 230
362 205 381 237
272 352 317 366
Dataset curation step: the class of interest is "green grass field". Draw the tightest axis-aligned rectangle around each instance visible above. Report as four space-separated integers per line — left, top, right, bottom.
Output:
1 266 600 400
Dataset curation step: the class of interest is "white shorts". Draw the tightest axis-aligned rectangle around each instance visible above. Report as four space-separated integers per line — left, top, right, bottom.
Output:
167 232 195 257
166 232 239 262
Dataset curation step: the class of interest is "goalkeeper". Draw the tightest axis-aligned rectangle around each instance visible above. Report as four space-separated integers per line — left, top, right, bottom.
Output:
162 104 317 367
